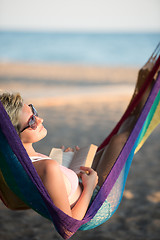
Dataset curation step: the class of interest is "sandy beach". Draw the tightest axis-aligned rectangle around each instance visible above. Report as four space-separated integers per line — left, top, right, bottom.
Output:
0 62 160 240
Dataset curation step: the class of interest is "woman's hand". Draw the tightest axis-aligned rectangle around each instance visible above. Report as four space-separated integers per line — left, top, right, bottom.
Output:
71 166 98 219
79 166 98 191
61 145 80 152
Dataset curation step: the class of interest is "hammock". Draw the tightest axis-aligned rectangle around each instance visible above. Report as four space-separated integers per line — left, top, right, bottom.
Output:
0 48 160 239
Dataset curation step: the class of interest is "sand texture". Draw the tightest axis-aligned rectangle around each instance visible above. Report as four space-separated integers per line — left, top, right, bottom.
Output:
0 63 160 240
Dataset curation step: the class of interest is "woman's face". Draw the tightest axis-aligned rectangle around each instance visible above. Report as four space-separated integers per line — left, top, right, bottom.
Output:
19 104 47 144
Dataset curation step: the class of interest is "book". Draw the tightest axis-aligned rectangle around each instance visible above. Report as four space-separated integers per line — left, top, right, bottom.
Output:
49 144 98 173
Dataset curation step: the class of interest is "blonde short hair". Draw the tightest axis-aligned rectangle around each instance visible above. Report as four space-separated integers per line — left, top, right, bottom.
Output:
0 92 23 133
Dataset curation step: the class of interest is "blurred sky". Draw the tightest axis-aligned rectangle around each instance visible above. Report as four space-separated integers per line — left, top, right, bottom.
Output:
0 0 160 32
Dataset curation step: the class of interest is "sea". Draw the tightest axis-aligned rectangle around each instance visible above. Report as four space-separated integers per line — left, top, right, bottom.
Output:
0 31 159 67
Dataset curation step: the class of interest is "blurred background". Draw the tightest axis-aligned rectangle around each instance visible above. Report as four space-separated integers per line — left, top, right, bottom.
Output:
0 0 160 239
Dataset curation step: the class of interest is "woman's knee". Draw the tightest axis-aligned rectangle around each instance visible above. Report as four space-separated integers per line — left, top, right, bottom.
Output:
110 131 129 147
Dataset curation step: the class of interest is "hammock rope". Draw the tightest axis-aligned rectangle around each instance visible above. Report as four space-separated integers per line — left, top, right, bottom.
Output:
0 53 160 239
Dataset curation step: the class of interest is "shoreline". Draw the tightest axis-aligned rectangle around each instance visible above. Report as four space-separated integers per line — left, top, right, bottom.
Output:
0 62 138 82
0 62 138 106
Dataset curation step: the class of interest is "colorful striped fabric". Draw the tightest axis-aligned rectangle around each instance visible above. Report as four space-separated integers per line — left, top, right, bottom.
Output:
0 57 160 239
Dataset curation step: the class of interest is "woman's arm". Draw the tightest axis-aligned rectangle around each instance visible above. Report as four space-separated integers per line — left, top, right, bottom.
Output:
33 160 98 220
71 166 98 220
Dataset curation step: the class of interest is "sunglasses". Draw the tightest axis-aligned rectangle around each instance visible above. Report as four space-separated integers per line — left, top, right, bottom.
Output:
20 104 38 133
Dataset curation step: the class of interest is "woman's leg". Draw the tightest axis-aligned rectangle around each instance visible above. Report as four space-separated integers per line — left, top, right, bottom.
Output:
94 130 131 187
92 53 160 187
91 148 104 170
93 80 151 187
93 68 157 187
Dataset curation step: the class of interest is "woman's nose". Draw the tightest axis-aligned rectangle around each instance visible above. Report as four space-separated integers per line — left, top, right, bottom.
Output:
36 116 43 125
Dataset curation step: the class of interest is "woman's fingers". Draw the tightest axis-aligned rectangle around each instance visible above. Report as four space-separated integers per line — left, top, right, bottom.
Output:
79 167 99 189
80 166 97 176
75 146 80 151
61 145 65 151
65 147 71 152
80 166 92 172
62 145 80 152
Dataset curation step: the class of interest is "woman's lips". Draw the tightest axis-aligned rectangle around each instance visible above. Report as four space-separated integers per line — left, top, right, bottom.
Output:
39 125 44 132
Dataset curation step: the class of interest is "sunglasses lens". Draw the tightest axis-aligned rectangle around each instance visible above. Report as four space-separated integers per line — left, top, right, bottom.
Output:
29 115 37 130
20 105 39 132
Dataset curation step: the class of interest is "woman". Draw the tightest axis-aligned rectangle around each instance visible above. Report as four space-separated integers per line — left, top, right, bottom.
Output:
0 70 153 220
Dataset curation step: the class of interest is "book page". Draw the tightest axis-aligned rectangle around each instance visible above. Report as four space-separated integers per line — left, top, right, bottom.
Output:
49 144 97 173
49 148 63 165
62 151 74 168
49 148 74 167
69 144 97 173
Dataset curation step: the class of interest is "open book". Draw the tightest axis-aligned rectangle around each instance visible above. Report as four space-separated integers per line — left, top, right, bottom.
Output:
49 144 98 173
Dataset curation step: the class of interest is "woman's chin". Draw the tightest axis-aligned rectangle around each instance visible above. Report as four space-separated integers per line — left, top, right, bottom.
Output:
38 127 47 140
42 127 47 136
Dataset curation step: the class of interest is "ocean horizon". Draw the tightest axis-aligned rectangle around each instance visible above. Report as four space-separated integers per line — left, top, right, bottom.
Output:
0 31 159 67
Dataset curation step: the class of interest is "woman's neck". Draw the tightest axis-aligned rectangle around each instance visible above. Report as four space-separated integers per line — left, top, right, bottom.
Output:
23 143 37 157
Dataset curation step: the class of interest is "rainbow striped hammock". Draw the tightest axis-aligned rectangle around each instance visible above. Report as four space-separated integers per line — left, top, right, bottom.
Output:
0 52 160 239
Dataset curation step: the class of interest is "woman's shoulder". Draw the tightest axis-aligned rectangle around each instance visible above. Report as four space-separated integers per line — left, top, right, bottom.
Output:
32 157 60 180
